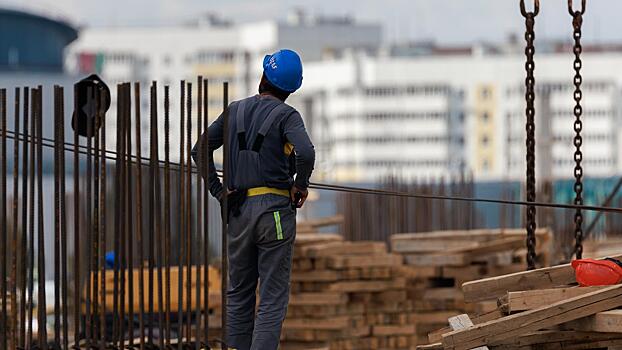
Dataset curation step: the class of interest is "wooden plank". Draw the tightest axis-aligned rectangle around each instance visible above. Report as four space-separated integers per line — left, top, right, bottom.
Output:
428 308 505 343
462 253 622 302
392 228 550 242
283 315 351 330
415 343 443 350
453 237 524 255
392 239 479 253
404 253 469 267
290 270 339 282
504 286 607 312
442 284 622 350
326 253 402 269
327 278 406 293
300 241 386 258
372 324 416 336
288 292 348 306
294 233 343 245
562 309 622 333
448 314 489 350
491 330 622 347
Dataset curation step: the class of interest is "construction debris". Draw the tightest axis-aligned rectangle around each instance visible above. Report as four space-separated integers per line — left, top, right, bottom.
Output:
390 228 552 343
420 258 622 349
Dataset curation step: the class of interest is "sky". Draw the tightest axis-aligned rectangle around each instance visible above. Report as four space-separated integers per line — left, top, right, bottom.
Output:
1 0 621 45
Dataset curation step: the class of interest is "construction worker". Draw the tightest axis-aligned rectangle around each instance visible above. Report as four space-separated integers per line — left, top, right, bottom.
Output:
193 49 315 350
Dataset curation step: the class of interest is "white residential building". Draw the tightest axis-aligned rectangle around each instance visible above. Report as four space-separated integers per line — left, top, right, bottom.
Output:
65 13 382 161
289 48 622 182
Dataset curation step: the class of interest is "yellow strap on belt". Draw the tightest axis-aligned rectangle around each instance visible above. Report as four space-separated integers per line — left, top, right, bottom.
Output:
247 187 290 198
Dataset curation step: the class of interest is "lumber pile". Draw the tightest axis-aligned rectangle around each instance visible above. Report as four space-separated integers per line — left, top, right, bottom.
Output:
420 254 622 349
281 233 415 350
390 228 552 343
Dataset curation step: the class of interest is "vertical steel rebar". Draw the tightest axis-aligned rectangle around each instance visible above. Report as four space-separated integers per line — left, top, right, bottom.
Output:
185 82 193 343
202 79 210 344
27 87 35 349
35 87 48 350
19 87 29 349
98 87 106 350
53 86 62 348
92 87 101 346
124 83 135 349
118 84 128 346
72 83 81 349
134 82 146 350
10 88 20 349
84 86 94 347
163 85 172 347
0 88 7 350
151 81 166 350
221 82 229 350
112 84 122 347
57 86 69 350
195 76 203 350
177 80 186 349
147 83 156 345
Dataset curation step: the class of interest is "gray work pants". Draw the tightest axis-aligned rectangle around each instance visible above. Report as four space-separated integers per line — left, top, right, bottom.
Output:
226 194 296 350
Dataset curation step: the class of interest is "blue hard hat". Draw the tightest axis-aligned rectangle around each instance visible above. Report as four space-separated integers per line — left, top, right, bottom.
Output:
263 49 303 93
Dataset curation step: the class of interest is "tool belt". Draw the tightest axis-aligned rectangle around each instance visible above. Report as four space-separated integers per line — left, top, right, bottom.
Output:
227 187 290 218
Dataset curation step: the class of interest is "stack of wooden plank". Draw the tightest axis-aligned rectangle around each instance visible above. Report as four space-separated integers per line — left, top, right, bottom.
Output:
281 233 415 350
420 253 622 349
390 229 552 343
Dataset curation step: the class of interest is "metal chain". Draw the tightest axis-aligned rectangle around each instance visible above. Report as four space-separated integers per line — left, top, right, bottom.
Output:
569 0 586 259
521 0 539 270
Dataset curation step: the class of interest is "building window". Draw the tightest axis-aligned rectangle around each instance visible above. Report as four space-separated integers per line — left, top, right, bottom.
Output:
482 159 490 171
482 112 490 122
481 135 489 146
481 87 491 99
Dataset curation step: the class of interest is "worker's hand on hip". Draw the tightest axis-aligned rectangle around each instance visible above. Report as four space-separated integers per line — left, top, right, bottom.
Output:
290 186 308 209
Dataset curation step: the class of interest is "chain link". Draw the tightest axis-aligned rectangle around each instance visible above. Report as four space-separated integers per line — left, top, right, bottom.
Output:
521 0 539 270
569 0 586 259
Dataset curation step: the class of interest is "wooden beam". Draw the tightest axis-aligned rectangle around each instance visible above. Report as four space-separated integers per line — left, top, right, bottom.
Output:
299 241 387 258
448 314 489 350
442 284 622 350
502 286 607 312
562 309 622 333
428 308 505 343
463 254 622 302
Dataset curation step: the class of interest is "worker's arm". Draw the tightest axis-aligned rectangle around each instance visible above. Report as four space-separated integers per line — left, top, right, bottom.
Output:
283 111 315 192
191 111 225 200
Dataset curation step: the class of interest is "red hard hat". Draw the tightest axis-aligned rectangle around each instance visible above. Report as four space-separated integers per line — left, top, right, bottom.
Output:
572 258 622 286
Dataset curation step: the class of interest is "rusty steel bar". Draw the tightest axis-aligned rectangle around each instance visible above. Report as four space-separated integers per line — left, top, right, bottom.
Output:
98 86 106 350
26 86 35 348
163 84 172 347
53 86 62 348
72 83 81 349
0 88 6 350
147 82 156 345
85 86 94 346
112 84 122 347
58 86 69 350
221 81 229 350
19 86 28 349
118 84 128 346
134 82 146 349
92 86 101 346
10 88 20 349
151 81 166 350
185 82 193 343
202 78 209 344
35 86 48 350
177 80 186 349
195 76 203 350
124 83 135 349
